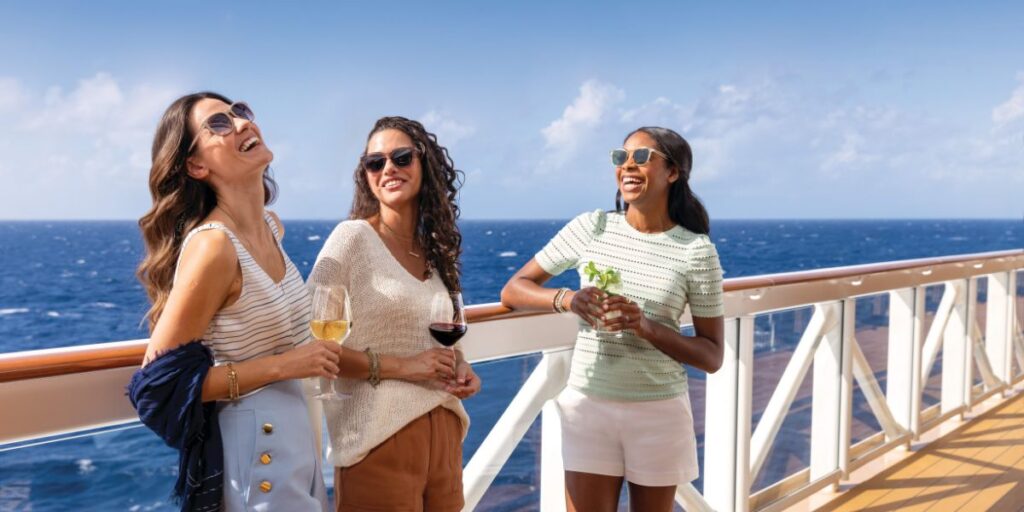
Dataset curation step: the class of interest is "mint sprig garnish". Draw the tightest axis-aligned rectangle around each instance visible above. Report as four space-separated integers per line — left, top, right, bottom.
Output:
583 261 621 294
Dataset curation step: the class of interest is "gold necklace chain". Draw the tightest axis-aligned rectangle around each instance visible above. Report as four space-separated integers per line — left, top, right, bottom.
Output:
379 220 421 258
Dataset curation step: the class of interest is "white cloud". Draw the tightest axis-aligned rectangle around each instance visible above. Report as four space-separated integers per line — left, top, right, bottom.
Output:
822 132 873 172
533 74 1023 217
542 80 624 156
0 78 29 112
31 73 124 131
421 110 476 145
0 73 181 219
993 72 1024 127
619 97 689 126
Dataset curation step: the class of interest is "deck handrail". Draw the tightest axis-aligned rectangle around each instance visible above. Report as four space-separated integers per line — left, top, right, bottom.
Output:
1 248 1022 511
2 249 1021 384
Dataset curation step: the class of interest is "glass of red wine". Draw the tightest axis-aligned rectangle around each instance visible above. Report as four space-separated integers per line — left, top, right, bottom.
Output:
429 291 467 377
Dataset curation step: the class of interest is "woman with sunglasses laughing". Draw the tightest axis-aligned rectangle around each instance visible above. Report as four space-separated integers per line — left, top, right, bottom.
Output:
131 92 334 511
501 127 725 512
307 116 480 511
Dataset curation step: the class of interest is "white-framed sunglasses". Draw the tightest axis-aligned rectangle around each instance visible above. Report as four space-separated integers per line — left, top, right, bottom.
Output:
610 146 670 166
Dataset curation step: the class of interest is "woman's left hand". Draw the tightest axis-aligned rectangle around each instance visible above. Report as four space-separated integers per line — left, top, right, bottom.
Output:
601 295 651 337
446 361 481 399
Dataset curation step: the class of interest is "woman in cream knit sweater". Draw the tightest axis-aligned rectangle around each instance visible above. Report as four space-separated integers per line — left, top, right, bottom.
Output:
308 116 480 511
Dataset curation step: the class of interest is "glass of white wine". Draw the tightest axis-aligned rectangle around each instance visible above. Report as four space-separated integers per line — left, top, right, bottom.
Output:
310 284 352 400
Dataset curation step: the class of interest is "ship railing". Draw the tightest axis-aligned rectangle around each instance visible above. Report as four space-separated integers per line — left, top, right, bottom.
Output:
1 249 1022 511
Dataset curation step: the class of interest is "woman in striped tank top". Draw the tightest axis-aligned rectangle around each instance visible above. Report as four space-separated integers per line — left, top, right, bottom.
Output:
136 92 336 510
501 127 726 512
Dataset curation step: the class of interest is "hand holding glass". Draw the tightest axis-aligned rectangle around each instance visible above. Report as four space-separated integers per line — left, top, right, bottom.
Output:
429 291 467 382
584 262 626 337
310 284 352 400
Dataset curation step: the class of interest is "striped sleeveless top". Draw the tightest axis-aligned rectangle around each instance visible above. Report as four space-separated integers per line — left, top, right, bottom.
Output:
176 212 312 364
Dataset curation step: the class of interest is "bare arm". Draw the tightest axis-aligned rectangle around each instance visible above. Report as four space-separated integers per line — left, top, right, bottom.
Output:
500 258 604 327
334 346 457 382
306 236 458 385
602 296 725 373
144 230 342 402
503 258 724 373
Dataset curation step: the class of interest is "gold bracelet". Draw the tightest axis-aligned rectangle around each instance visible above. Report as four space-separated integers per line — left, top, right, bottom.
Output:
226 362 239 400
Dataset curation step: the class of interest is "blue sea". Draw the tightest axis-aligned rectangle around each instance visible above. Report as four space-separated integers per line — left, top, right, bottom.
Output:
0 218 1021 511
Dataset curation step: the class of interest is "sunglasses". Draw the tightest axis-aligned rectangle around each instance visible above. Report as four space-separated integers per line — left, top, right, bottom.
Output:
361 147 418 173
187 101 256 152
610 147 670 167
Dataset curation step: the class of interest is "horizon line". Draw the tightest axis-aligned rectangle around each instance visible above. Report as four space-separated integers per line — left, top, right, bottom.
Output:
0 216 1021 222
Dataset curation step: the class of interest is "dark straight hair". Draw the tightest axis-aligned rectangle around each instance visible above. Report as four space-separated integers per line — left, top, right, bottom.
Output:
615 126 711 235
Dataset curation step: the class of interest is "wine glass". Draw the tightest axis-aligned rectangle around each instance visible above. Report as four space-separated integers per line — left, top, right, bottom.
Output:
310 284 352 400
429 291 467 379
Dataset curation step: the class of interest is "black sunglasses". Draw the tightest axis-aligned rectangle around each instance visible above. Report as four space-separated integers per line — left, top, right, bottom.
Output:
188 102 255 152
361 147 418 173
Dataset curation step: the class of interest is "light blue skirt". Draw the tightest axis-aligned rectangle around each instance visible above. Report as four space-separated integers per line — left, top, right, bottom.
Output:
217 379 328 511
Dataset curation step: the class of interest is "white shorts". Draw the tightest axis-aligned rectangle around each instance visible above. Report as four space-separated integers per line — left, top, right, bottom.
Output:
554 386 699 487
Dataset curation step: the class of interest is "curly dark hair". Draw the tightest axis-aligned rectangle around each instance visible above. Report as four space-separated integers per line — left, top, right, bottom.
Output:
350 116 464 293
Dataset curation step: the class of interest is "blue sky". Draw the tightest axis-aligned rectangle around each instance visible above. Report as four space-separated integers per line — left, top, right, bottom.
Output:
0 1 1022 220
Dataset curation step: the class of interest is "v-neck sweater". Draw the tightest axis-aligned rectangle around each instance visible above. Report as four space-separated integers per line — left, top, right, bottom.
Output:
307 220 469 467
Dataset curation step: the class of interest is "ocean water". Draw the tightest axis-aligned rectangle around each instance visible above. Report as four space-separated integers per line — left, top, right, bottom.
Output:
0 218 1021 511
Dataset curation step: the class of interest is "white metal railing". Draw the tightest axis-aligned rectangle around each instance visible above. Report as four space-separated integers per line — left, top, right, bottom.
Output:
704 256 1024 512
1 251 1022 511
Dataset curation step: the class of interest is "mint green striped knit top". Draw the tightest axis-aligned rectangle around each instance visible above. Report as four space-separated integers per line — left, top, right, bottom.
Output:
536 210 725 401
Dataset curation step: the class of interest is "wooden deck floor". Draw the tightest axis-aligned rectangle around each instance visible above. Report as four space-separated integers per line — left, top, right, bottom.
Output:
817 391 1024 512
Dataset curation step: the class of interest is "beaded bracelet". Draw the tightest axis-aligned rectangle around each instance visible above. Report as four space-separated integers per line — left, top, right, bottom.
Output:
365 348 381 388
552 288 570 313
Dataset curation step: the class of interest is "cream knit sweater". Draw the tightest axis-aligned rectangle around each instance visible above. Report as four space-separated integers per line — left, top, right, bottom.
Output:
308 220 469 468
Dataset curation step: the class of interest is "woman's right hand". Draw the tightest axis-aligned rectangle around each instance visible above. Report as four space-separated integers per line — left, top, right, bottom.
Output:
570 286 606 328
399 348 457 382
273 340 342 380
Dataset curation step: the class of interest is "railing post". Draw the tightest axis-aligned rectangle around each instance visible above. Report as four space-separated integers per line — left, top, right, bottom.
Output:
703 315 753 512
887 287 924 442
462 349 571 511
540 393 566 511
985 272 1013 387
810 301 848 483
942 280 970 414
965 277 979 412
1013 271 1024 382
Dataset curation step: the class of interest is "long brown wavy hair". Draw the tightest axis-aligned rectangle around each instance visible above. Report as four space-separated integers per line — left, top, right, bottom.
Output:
350 116 464 292
137 91 278 331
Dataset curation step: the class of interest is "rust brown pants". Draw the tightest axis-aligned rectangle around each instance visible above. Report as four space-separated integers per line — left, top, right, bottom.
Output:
334 407 464 511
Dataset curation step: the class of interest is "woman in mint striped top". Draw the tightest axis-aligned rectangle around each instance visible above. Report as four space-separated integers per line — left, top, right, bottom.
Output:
502 126 725 512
